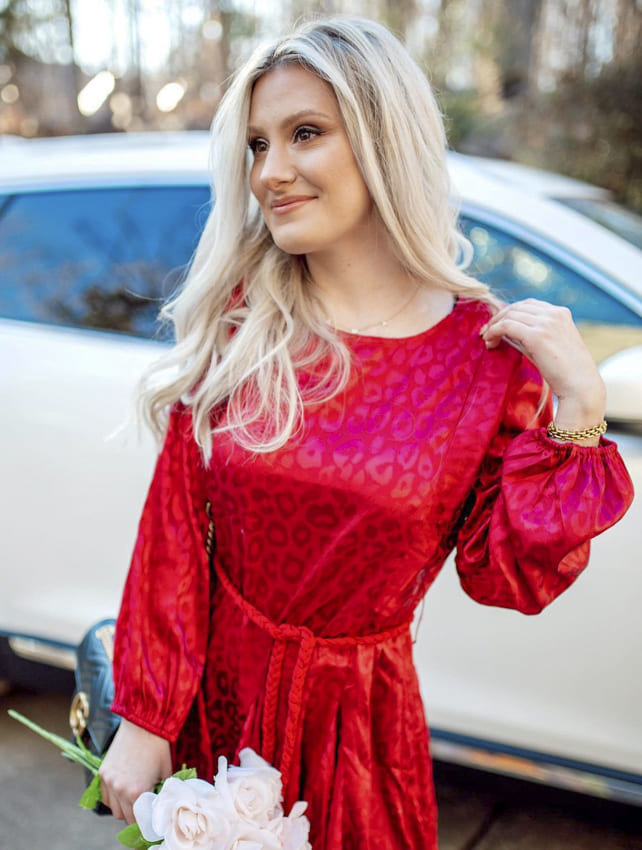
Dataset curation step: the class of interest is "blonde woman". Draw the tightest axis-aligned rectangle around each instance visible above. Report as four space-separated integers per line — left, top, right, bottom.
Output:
99 17 633 849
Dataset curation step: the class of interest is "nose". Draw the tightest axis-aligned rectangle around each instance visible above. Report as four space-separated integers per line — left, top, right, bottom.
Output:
259 141 296 190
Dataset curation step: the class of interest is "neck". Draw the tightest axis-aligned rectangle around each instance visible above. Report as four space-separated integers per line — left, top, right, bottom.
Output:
305 229 418 326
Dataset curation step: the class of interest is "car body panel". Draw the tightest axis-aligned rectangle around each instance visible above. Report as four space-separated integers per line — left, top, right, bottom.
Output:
0 319 159 643
1 133 640 801
417 453 642 776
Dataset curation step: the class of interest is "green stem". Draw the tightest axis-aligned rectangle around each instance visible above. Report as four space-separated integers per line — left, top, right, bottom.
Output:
8 709 102 774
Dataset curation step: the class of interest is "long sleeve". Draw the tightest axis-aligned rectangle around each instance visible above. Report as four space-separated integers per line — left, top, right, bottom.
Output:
455 355 634 614
111 403 211 740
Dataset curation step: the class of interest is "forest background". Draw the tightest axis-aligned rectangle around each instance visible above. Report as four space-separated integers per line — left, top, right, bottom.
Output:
0 0 640 212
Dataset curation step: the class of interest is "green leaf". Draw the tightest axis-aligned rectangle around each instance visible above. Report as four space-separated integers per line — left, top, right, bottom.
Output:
117 823 161 849
116 824 144 848
153 764 197 793
171 766 198 781
8 710 101 774
79 773 103 810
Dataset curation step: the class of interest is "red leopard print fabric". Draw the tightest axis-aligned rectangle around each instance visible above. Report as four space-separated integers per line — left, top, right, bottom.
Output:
112 298 633 849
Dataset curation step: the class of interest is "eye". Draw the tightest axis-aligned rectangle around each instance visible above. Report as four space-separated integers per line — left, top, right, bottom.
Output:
248 137 268 155
293 126 321 143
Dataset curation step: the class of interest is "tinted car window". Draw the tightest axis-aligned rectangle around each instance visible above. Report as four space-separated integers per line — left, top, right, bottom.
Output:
460 216 640 325
460 216 642 362
0 186 210 338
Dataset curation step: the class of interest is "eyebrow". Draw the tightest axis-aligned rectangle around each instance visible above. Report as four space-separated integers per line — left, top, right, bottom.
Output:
247 110 334 136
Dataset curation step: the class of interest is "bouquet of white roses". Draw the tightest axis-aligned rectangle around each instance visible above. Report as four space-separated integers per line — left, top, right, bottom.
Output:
9 710 312 850
125 748 311 850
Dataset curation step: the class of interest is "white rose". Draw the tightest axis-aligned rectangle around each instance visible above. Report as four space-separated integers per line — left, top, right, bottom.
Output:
133 776 233 850
215 749 283 827
269 801 312 850
230 822 282 850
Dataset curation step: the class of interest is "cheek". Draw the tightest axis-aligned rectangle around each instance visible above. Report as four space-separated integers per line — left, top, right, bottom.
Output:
335 172 372 221
328 152 371 214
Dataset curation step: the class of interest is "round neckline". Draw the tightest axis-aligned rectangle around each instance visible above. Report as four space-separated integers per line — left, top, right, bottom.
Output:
337 295 463 344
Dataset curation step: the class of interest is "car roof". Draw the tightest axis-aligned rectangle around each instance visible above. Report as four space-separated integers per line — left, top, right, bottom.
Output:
1 131 641 300
0 131 213 188
456 155 612 200
447 152 642 301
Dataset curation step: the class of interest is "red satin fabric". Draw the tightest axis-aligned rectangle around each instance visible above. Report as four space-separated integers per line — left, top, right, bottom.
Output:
112 298 634 849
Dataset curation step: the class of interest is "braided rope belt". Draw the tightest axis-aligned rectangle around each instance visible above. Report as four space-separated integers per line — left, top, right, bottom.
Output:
212 556 413 803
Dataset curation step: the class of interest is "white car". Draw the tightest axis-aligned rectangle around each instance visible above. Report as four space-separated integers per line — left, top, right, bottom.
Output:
1 133 641 805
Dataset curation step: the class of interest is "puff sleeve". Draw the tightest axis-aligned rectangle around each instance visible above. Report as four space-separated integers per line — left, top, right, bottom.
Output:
111 403 211 740
455 356 634 614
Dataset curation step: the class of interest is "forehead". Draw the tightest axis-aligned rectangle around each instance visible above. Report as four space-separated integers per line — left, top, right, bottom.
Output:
248 63 339 123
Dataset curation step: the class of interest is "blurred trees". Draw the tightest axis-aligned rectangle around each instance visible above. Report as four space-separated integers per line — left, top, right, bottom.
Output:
0 0 640 210
503 54 642 211
424 0 642 212
0 0 259 135
435 0 642 211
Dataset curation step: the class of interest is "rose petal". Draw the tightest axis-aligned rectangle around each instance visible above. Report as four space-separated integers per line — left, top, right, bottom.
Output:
288 801 308 819
233 822 282 850
185 777 222 798
225 772 283 825
147 777 224 841
150 778 196 837
238 749 275 771
279 804 312 850
132 791 162 842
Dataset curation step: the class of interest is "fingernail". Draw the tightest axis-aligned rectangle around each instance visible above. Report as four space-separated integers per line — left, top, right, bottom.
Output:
479 324 487 335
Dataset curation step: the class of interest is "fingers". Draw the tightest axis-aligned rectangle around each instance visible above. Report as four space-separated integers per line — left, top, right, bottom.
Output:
98 774 115 818
97 720 172 825
121 798 136 826
491 298 571 320
490 334 527 354
480 300 573 351
482 316 537 346
484 300 565 332
478 298 604 405
99 766 138 824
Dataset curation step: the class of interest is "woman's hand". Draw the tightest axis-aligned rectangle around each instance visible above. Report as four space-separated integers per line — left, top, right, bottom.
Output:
480 299 606 444
99 718 172 824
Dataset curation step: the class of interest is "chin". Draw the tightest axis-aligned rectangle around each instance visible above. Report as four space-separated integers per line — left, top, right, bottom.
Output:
270 232 322 256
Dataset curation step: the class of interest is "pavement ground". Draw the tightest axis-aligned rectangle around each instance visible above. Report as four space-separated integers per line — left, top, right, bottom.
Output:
1 689 640 849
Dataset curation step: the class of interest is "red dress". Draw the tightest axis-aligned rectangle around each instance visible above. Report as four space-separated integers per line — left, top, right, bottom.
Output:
112 298 633 849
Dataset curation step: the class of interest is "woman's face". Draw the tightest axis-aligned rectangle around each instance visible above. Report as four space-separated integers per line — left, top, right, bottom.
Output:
248 63 375 257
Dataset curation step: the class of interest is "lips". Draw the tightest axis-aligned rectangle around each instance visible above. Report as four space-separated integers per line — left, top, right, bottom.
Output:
270 195 315 214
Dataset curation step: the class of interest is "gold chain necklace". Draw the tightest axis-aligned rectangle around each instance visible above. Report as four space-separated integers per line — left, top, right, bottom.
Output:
326 285 421 335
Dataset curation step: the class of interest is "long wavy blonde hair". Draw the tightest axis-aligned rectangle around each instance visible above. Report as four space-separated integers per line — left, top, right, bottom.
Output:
139 16 496 460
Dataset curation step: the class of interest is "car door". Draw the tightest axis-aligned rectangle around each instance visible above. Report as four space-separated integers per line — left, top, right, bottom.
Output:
415 211 642 795
0 183 210 652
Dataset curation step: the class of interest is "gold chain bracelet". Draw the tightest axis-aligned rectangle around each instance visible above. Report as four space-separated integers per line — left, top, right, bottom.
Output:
546 419 607 442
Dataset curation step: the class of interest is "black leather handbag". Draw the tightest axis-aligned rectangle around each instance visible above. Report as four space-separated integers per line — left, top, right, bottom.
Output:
70 618 121 814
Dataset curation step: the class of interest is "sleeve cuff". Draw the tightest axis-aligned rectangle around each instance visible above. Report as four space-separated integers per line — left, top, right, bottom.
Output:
520 426 621 456
111 702 180 743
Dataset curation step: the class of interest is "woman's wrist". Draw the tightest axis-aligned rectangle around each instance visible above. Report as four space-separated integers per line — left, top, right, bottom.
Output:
549 393 607 447
555 393 605 427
